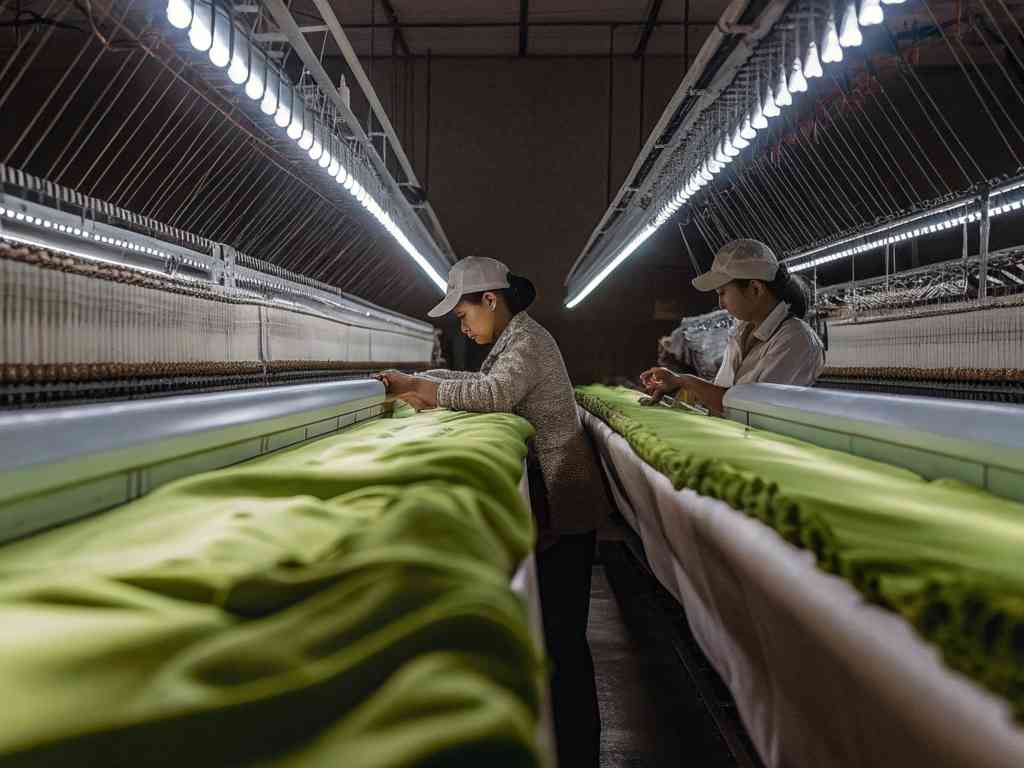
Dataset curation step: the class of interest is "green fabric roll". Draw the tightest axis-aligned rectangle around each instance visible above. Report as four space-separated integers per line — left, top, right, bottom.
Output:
0 407 542 766
576 384 1024 719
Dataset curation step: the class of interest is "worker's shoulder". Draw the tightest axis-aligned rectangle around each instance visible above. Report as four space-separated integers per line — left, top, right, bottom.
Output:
775 315 823 349
509 312 566 358
515 312 556 343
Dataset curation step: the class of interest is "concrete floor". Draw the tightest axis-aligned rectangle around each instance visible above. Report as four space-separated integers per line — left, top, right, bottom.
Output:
588 537 762 768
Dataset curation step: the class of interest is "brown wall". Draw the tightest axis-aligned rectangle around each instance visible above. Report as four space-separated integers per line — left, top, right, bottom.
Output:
360 55 717 383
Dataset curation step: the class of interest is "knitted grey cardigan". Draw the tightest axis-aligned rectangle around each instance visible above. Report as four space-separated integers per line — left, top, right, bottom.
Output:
424 311 608 534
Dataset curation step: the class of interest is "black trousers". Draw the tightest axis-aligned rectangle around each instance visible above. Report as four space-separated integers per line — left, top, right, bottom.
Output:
537 530 601 768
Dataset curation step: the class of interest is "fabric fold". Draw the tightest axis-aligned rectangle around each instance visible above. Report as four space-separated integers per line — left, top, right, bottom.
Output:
577 384 1024 720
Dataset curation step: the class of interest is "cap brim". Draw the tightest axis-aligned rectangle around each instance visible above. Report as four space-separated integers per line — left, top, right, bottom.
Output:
691 270 733 292
427 290 462 318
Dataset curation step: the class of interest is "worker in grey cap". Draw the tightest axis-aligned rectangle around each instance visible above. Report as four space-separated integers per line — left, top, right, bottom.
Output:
640 239 824 413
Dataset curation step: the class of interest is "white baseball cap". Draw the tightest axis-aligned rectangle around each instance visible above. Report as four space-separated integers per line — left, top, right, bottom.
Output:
692 239 780 292
428 256 511 317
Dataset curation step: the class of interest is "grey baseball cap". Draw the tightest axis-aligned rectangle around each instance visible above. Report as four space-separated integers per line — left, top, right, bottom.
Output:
692 239 779 292
428 256 511 317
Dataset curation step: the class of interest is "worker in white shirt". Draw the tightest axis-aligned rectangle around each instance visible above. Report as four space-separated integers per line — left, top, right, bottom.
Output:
640 239 824 414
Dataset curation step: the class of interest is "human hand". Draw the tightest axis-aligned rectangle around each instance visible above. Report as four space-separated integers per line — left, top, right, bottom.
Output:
373 369 416 395
638 367 682 404
399 391 435 412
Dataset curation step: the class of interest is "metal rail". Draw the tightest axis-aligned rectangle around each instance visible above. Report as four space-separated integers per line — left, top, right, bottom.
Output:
259 0 453 274
0 380 386 544
0 167 434 337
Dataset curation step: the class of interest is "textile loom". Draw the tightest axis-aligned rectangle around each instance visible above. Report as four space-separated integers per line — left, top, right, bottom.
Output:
814 245 1024 400
578 385 1024 768
561 0 1024 764
0 165 437 406
0 2 553 765
565 0 1024 402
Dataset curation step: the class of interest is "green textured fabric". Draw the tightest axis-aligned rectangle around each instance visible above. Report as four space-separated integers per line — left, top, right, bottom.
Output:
577 384 1024 718
0 408 541 766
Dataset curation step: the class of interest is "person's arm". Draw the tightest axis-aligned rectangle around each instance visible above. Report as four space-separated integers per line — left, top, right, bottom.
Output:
374 370 440 410
420 369 481 381
433 339 536 413
677 375 728 415
638 367 728 415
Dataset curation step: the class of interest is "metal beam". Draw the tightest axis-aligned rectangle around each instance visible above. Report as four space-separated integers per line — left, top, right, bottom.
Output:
305 0 455 263
633 0 664 59
979 191 991 300
379 0 411 57
261 0 453 272
567 0 760 287
519 0 529 57
311 19 715 30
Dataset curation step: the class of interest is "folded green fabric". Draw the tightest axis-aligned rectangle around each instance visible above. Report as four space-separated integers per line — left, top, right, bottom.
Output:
577 384 1024 719
0 407 542 766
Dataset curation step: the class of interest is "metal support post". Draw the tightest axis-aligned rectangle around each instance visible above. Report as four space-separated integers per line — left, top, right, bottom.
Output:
979 190 991 301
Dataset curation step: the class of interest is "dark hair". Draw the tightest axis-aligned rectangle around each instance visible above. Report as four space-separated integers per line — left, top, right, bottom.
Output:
734 263 809 318
462 273 537 314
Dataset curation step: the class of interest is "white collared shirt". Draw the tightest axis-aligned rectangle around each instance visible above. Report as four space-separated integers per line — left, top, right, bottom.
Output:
713 301 824 388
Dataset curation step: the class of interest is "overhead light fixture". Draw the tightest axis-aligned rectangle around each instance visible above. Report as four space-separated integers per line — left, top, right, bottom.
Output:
260 69 279 115
805 12 825 78
166 0 192 29
752 99 769 130
822 9 844 63
763 80 781 118
228 43 249 84
187 0 213 51
274 84 292 128
790 56 809 92
741 113 757 140
733 124 750 149
804 40 824 78
308 130 324 161
859 0 885 26
208 5 231 68
839 0 864 46
566 226 657 308
790 24 809 92
776 62 793 106
164 0 449 293
286 100 304 141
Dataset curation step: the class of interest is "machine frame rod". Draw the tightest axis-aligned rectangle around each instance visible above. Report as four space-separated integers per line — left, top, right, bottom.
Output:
46 50 143 182
757 157 819 244
884 28 985 184
813 105 892 219
919 0 1022 170
109 90 200 206
825 98 902 214
203 158 278 240
776 143 843 233
82 62 189 197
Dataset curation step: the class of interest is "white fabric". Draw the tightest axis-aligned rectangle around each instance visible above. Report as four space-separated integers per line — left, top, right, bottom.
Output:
714 301 824 387
582 408 1024 768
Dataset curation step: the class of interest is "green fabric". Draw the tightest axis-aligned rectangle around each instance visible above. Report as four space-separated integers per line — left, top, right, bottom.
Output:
0 408 541 766
576 384 1024 718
